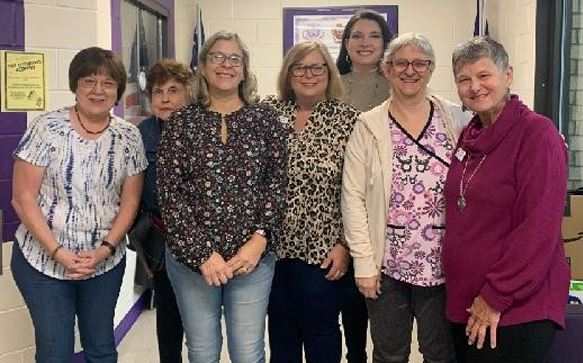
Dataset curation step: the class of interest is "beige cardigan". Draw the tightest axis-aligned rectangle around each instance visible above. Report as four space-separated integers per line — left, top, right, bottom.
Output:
341 95 471 278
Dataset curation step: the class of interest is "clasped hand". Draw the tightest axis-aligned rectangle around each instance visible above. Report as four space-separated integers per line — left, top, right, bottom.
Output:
200 235 267 287
56 246 110 280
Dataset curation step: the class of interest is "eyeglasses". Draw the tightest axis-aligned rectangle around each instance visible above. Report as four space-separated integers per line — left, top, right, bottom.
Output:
207 52 244 67
78 77 118 90
151 85 186 99
290 63 327 77
389 59 432 73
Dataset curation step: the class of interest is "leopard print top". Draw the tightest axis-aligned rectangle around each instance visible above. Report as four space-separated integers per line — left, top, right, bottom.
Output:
264 96 359 264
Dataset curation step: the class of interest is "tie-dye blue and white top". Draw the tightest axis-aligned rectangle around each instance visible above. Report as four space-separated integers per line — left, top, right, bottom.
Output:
13 107 148 279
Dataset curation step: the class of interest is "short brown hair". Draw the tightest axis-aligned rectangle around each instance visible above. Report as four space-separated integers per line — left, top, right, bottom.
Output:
68 47 127 102
146 59 194 101
277 41 345 101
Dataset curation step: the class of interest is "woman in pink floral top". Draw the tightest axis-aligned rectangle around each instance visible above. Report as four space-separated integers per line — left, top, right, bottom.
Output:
342 33 470 362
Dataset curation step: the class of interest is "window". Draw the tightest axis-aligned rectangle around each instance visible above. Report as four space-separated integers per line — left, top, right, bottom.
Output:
120 0 167 124
535 0 582 191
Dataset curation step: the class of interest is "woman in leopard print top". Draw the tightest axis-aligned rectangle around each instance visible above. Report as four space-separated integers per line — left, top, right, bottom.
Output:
264 40 360 363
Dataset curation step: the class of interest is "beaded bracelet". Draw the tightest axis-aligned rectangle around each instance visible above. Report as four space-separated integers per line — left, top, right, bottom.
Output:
101 240 116 256
50 244 63 260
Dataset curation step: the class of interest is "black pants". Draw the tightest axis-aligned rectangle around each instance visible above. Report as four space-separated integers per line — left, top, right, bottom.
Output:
341 262 368 363
268 259 347 363
367 276 455 363
451 320 557 363
153 267 184 363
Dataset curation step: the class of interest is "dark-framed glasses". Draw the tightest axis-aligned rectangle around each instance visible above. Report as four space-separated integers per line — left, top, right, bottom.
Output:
207 52 244 67
78 77 118 90
290 63 327 77
389 59 432 73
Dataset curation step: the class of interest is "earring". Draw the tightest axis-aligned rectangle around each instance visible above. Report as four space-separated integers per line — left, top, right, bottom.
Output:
345 54 351 64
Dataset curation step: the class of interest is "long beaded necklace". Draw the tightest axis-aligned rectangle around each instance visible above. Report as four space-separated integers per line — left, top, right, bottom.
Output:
75 105 111 135
457 154 487 211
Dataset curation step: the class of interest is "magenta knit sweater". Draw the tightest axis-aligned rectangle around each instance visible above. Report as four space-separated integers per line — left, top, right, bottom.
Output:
443 95 570 328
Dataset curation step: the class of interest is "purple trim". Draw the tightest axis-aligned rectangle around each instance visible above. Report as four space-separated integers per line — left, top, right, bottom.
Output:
111 0 175 117
0 0 26 243
72 290 152 363
282 5 399 56
114 289 152 345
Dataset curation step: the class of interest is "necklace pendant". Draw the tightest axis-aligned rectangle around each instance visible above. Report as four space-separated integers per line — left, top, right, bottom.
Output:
457 195 467 211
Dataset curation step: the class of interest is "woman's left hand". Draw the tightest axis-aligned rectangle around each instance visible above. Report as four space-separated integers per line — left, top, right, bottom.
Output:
227 234 267 276
321 243 350 281
466 295 501 349
76 246 111 268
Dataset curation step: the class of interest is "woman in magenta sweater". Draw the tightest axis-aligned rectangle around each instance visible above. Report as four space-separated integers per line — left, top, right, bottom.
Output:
443 36 570 363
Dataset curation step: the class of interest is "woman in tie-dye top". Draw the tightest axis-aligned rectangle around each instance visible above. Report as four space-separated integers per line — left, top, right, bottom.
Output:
10 47 147 363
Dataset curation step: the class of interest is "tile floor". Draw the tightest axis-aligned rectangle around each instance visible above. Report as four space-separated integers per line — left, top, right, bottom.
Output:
117 307 424 362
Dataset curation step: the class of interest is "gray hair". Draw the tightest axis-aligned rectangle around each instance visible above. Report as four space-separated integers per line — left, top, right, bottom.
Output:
452 36 509 75
383 33 436 74
192 31 259 106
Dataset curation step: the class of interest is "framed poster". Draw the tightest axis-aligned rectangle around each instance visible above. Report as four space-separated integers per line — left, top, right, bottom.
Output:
3 51 47 111
283 5 398 60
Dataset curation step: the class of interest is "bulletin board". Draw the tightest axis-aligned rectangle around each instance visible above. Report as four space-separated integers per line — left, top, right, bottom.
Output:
283 5 399 60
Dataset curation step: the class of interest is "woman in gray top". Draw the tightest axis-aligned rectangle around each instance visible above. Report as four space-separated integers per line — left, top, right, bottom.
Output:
337 9 393 113
335 9 393 362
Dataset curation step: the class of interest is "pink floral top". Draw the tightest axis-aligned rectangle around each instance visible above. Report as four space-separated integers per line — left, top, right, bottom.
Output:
382 103 455 286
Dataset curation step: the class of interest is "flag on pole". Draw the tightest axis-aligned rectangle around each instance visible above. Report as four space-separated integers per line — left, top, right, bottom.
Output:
190 7 206 72
138 11 150 74
473 0 489 36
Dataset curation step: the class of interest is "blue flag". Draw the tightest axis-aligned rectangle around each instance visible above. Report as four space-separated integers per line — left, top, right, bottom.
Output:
190 7 206 71
473 0 489 36
138 11 149 72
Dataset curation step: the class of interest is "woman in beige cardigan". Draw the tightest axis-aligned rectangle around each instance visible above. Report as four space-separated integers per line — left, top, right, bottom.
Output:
341 33 469 363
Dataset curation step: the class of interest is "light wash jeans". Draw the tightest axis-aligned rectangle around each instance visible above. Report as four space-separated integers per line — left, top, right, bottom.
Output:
165 250 275 363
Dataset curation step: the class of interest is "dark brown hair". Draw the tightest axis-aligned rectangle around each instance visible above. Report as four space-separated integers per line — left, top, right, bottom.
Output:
68 47 127 102
146 59 194 100
336 9 393 75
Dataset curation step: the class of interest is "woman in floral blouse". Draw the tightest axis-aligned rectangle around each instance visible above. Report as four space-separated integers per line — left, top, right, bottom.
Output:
341 33 470 362
264 41 360 363
157 31 288 363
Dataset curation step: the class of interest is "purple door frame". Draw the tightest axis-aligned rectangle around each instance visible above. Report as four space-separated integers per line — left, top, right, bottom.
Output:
0 0 26 242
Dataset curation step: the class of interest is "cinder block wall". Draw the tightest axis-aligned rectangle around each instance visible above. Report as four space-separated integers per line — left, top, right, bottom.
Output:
569 0 583 190
1 0 538 361
198 0 536 106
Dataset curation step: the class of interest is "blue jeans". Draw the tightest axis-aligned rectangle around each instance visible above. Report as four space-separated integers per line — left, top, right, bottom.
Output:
165 250 275 363
11 243 125 363
268 258 347 363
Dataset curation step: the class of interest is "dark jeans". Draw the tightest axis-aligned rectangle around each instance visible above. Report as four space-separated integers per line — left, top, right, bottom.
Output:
341 262 368 363
153 266 184 363
367 275 455 363
268 258 346 363
451 320 557 363
11 243 125 363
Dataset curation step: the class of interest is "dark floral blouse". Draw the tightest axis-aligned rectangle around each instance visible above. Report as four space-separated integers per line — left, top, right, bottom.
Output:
263 96 359 265
157 102 288 271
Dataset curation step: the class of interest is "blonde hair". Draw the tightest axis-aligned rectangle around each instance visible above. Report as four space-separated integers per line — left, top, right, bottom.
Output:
192 31 259 106
277 41 345 101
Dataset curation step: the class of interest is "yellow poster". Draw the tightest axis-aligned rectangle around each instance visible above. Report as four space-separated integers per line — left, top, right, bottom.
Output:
4 51 47 111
